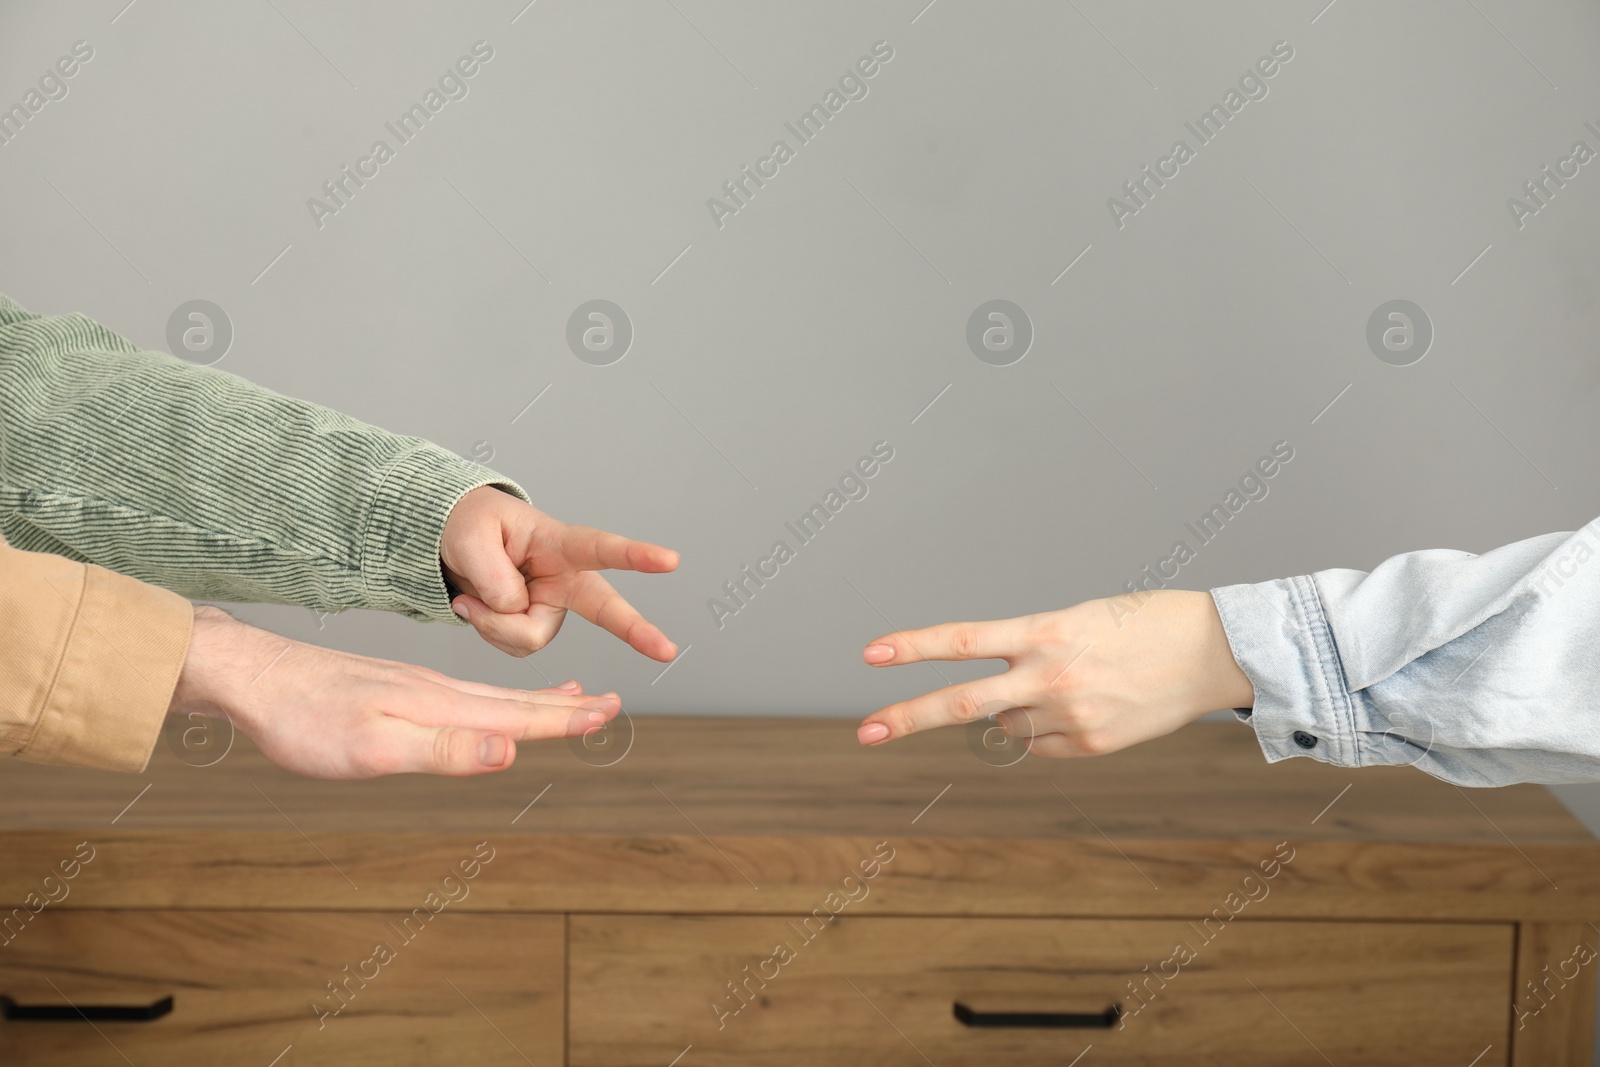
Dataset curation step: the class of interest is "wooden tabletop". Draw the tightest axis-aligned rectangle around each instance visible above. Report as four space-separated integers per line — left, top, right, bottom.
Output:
0 716 1592 841
2 718 1596 920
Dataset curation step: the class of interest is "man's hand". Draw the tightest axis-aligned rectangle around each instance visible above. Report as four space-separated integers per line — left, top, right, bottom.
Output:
440 487 680 661
170 606 622 779
856 590 1255 758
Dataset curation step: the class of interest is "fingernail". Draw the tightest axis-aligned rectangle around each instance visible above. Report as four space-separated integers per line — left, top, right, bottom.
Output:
863 644 895 665
479 735 507 765
452 599 470 621
559 680 580 691
858 722 890 744
587 711 609 724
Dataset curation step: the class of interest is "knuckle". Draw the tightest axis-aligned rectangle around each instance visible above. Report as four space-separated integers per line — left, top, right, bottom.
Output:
885 704 919 737
1023 693 1077 736
432 727 469 771
948 625 978 659
997 709 1038 741
1072 730 1117 757
1030 613 1073 647
1042 666 1078 698
1055 699 1094 731
490 634 535 658
1043 649 1093 696
950 687 987 723
1024 607 1075 643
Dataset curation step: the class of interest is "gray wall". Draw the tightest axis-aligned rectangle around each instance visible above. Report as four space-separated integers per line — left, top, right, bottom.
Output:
3 2 1599 1052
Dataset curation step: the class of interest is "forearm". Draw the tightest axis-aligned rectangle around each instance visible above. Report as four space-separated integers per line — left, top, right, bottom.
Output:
0 293 522 621
1213 519 1600 786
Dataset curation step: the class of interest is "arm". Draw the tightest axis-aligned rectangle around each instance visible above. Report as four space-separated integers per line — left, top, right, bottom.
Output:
0 292 506 622
0 294 678 658
1213 519 1600 786
855 519 1600 787
2 529 620 776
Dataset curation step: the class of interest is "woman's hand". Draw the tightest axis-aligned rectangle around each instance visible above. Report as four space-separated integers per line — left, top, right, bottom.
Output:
856 590 1255 758
170 606 622 779
440 486 680 661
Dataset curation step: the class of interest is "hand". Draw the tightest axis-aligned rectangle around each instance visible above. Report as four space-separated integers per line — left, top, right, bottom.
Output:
440 487 680 661
855 590 1254 758
170 606 622 779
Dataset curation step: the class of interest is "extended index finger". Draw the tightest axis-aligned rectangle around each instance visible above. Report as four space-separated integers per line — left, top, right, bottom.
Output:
560 524 680 574
862 617 1028 666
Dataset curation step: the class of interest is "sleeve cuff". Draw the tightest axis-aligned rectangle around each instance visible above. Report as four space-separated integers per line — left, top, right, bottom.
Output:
1209 576 1365 770
359 444 530 623
14 556 193 773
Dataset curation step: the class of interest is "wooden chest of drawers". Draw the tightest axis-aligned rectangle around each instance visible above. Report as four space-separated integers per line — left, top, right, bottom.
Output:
1 718 1596 1065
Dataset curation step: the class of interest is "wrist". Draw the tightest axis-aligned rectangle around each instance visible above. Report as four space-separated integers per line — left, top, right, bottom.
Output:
439 485 508 593
1191 592 1254 714
169 606 272 731
365 448 528 622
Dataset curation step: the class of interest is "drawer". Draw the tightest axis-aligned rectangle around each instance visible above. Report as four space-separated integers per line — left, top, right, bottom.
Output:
570 915 1513 1066
0 910 563 1066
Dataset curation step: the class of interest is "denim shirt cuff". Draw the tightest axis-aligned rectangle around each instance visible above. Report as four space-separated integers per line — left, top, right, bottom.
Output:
1210 576 1363 770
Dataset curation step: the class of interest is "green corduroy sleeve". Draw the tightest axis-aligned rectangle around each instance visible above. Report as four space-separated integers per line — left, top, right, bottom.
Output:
0 292 527 623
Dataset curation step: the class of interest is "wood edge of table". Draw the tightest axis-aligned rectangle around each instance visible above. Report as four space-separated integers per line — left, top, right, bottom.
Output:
3 830 1596 922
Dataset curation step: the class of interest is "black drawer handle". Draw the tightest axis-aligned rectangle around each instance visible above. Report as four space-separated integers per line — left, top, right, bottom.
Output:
953 1001 1120 1029
1 995 173 1022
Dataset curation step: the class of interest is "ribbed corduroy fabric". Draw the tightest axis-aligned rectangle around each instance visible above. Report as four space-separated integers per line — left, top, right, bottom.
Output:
0 292 528 623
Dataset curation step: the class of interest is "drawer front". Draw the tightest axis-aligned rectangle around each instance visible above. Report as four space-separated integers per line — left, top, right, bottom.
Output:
570 916 1513 1066
0 911 562 1066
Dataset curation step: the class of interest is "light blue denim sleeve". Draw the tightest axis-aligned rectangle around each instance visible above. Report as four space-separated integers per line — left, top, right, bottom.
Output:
1210 518 1600 787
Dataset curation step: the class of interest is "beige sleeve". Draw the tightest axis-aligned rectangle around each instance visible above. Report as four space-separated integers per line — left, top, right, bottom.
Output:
0 533 193 772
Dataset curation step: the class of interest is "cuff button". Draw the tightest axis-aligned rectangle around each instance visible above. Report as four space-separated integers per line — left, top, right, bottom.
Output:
1293 731 1319 750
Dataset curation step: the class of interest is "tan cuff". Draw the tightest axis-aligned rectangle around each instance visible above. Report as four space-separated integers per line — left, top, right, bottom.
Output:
1 542 193 772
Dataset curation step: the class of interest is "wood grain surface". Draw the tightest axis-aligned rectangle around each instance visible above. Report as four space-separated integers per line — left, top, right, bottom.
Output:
2 718 1595 1063
0 718 1590 842
569 915 1514 1066
1 720 1595 921
1511 921 1600 1067
0 910 563 1066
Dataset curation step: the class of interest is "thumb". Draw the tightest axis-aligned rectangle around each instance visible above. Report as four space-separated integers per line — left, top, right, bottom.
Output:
449 535 530 615
369 720 516 777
